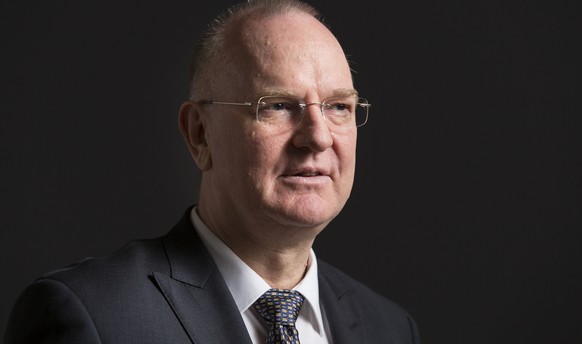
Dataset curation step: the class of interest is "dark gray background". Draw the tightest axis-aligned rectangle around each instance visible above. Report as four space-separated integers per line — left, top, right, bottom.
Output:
1 1 580 343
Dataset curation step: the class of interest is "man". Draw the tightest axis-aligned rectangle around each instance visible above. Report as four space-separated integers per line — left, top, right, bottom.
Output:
5 0 421 343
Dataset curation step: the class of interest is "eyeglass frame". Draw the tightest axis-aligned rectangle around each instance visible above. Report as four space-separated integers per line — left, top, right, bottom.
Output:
198 95 371 128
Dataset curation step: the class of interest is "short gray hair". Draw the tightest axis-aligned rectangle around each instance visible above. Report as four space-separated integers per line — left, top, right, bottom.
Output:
187 0 321 100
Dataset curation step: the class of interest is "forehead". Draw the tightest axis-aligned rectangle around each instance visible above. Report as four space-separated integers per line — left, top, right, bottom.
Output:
221 11 353 98
239 11 330 49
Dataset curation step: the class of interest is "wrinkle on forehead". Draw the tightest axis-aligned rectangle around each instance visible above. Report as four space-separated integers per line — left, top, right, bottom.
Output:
224 11 352 96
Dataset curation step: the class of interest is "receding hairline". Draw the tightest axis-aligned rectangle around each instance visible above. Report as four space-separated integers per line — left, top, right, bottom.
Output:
188 0 325 100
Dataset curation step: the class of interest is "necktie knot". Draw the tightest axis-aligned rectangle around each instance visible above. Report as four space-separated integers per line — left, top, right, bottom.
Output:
253 288 305 343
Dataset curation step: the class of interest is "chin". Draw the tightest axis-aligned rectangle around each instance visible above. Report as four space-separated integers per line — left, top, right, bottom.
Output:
273 199 339 228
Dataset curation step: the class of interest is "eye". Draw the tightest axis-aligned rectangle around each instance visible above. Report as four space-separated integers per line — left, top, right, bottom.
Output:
330 102 348 111
324 98 355 116
259 97 301 113
267 101 293 111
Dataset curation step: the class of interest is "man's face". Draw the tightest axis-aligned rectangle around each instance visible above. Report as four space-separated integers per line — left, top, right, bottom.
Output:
201 12 358 232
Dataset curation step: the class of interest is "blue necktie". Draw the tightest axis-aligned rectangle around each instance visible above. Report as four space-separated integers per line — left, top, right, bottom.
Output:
253 288 305 344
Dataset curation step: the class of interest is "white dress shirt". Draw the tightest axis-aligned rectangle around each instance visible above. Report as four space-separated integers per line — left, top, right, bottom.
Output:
190 206 332 344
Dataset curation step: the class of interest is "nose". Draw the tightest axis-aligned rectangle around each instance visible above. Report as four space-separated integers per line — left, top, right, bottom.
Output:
291 102 333 151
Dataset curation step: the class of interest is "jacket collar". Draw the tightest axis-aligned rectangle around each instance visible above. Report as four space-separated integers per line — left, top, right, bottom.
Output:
152 207 253 344
153 207 362 344
318 261 363 344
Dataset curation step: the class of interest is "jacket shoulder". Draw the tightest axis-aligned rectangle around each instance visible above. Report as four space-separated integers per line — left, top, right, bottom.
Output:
39 236 168 286
318 259 422 343
318 259 404 308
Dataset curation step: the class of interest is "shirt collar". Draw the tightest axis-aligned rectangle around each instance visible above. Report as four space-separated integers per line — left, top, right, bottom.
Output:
189 206 325 335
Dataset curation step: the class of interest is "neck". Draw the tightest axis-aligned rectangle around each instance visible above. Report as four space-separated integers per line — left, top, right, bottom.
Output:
217 221 314 289
197 205 317 289
242 244 312 290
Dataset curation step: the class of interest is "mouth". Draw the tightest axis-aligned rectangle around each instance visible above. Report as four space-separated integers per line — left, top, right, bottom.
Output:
280 168 331 186
282 168 327 178
288 171 322 177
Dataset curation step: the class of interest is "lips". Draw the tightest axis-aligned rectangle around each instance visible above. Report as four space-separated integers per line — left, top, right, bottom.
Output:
294 171 321 176
283 169 325 177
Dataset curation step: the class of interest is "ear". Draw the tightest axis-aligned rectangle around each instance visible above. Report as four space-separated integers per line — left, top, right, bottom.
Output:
178 101 212 171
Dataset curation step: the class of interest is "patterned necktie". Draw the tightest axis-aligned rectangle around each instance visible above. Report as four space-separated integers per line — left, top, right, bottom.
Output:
253 288 305 344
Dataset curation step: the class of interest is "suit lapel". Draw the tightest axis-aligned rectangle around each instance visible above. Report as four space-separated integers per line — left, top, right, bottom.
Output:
152 209 368 344
152 210 253 344
318 262 364 344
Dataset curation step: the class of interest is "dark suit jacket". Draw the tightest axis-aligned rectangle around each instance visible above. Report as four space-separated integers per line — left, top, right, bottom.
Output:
5 207 421 343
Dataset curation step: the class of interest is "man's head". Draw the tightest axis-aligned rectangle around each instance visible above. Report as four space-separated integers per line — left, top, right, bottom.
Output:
179 0 363 242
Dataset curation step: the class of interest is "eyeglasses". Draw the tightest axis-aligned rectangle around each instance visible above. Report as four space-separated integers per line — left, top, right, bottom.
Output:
200 95 370 132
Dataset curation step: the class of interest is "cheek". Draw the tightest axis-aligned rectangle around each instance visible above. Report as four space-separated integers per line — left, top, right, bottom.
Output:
248 131 284 173
337 133 358 169
243 130 282 181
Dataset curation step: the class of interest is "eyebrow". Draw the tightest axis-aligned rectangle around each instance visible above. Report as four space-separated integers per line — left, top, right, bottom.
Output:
334 88 359 97
257 89 296 98
257 88 358 99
